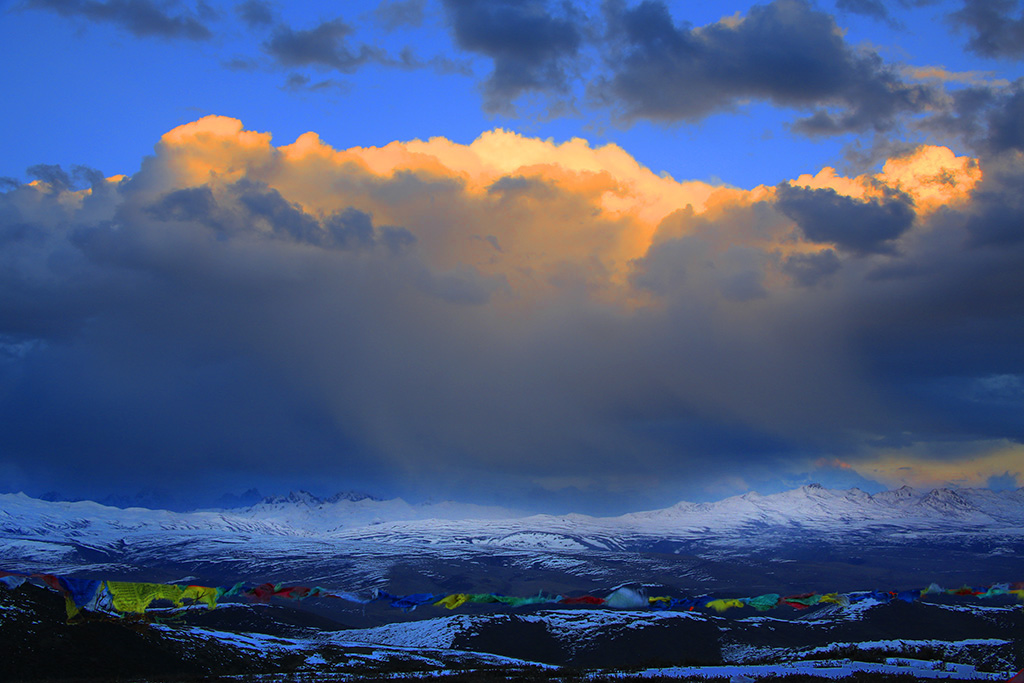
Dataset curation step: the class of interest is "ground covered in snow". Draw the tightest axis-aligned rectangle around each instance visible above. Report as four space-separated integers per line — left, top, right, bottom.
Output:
1 582 1020 682
2 486 1022 680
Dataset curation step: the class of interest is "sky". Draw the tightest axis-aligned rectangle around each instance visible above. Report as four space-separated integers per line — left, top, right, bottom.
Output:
1 0 1024 513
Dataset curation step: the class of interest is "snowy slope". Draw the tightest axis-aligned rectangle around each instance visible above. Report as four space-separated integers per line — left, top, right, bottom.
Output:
1 484 1021 589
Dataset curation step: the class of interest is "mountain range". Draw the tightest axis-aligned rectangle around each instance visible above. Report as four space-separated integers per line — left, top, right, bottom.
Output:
2 483 1023 679
2 484 1021 605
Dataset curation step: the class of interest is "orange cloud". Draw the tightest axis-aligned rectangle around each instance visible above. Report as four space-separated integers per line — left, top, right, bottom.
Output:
815 457 853 471
151 117 726 302
851 440 1024 490
147 118 984 308
788 145 981 214
878 146 981 212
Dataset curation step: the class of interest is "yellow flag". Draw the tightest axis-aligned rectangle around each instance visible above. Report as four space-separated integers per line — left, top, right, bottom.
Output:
107 582 185 614
705 598 745 613
434 593 470 610
181 585 218 609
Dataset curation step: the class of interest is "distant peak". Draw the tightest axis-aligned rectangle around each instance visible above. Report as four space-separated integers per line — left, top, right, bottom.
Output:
875 485 917 499
257 489 384 506
325 491 383 503
260 490 322 506
922 487 965 501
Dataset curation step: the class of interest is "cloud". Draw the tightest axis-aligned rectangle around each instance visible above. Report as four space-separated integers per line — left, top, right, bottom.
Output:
262 15 451 77
27 0 215 40
3 117 1024 510
922 79 1024 161
235 0 273 27
948 0 1024 59
782 248 841 287
985 81 1024 151
281 73 349 94
836 0 892 22
775 184 916 254
263 19 384 71
596 0 939 133
373 0 427 30
855 440 1024 490
903 65 1008 87
835 0 939 27
441 0 584 112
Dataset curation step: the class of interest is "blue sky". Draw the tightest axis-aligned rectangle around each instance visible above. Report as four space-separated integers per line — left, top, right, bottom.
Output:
2 0 1024 512
4 0 1020 187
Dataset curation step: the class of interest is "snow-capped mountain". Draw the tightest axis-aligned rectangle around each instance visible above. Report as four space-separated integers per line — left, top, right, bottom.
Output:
1 484 1021 595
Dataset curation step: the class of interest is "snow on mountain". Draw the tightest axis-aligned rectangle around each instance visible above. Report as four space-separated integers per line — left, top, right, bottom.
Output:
616 484 1024 531
3 484 1023 545
230 491 527 534
1 484 1021 585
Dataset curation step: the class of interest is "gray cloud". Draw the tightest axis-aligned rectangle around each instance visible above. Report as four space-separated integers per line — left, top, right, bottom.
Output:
985 82 1024 151
264 19 384 71
782 248 842 287
922 79 1024 155
596 0 939 133
629 169 1024 458
441 0 584 111
26 164 72 192
280 73 349 94
5 117 1024 510
776 184 916 254
835 0 939 26
235 0 273 27
962 156 1024 246
373 0 426 30
948 0 1024 59
27 0 214 40
263 16 450 76
836 0 891 21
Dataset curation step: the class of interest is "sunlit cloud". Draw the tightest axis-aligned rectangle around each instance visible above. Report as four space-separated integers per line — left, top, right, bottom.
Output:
854 440 1024 490
2 116 1023 510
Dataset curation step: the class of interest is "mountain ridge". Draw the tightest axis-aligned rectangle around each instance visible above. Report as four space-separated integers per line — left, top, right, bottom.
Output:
4 483 1024 529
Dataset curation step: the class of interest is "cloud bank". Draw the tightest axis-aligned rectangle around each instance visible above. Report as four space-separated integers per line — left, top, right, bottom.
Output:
1 115 1022 510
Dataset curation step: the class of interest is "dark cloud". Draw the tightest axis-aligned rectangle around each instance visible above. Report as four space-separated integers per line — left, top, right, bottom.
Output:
145 185 218 223
835 0 938 26
776 184 916 254
597 0 939 133
948 0 1024 59
441 0 583 111
6 117 1024 509
235 0 274 27
27 0 214 40
373 0 426 30
26 164 71 192
923 79 1024 155
782 248 842 286
264 19 383 71
144 180 418 252
281 73 349 93
264 20 443 78
223 56 260 71
985 82 1024 151
404 47 475 75
962 157 1024 246
0 156 506 504
836 0 893 23
629 172 1024 464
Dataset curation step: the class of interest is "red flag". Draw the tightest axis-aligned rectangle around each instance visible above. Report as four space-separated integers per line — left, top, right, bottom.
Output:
559 595 605 605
